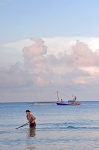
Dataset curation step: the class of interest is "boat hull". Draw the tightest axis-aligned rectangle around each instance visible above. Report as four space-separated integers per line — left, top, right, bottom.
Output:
56 101 80 105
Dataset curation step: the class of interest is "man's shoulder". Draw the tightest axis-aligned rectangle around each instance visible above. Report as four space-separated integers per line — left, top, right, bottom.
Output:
30 114 35 118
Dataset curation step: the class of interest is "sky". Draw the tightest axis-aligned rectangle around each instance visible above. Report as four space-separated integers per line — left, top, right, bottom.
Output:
0 0 99 102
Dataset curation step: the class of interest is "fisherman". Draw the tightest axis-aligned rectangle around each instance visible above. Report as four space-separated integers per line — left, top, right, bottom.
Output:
74 96 77 101
61 99 63 102
73 96 77 101
26 110 36 128
61 99 64 103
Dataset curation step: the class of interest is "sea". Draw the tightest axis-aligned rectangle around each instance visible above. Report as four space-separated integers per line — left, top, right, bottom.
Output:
0 101 99 150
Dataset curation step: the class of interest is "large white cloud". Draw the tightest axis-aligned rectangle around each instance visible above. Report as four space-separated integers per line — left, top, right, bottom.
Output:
2 36 99 55
1 36 99 102
2 36 99 66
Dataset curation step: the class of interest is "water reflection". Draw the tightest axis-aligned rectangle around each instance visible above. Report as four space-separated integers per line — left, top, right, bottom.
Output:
26 145 36 150
28 128 36 137
26 128 36 150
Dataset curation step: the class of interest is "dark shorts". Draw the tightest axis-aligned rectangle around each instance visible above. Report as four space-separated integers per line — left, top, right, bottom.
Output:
29 122 36 128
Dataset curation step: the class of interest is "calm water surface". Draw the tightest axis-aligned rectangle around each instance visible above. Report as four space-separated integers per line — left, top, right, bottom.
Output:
0 101 99 150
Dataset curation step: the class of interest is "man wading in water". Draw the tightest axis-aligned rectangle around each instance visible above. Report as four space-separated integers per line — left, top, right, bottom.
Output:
26 110 36 128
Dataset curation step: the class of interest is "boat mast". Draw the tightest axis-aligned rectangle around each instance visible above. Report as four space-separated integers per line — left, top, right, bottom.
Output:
57 91 60 101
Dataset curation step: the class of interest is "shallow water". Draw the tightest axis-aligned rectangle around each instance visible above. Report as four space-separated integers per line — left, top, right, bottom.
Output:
0 101 99 150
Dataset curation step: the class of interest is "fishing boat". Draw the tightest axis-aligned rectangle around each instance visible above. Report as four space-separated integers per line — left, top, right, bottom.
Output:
56 91 80 105
56 100 80 105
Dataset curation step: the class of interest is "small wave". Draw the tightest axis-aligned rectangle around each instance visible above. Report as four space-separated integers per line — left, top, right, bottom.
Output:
67 126 99 129
0 130 10 134
36 126 99 130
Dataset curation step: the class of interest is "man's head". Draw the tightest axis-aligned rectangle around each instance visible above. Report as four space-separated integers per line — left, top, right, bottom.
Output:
26 110 30 114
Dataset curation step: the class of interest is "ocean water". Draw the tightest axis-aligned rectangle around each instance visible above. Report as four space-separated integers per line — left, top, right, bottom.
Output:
0 101 99 150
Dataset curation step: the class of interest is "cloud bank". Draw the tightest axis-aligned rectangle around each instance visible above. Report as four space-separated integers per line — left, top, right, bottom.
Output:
1 37 99 102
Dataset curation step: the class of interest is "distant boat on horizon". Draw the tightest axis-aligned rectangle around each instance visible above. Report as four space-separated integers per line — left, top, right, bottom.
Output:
56 91 80 105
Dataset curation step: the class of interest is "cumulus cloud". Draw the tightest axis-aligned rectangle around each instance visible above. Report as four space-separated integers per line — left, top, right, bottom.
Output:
63 40 99 67
1 37 99 101
21 38 99 86
0 63 31 89
22 38 50 86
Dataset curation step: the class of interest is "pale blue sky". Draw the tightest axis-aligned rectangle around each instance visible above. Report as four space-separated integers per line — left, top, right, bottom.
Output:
0 0 99 44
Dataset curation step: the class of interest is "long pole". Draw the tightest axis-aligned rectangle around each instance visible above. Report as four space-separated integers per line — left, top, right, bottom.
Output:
57 91 60 101
16 123 28 129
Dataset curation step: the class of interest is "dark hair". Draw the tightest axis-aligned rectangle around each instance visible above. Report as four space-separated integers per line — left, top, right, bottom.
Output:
26 110 30 112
